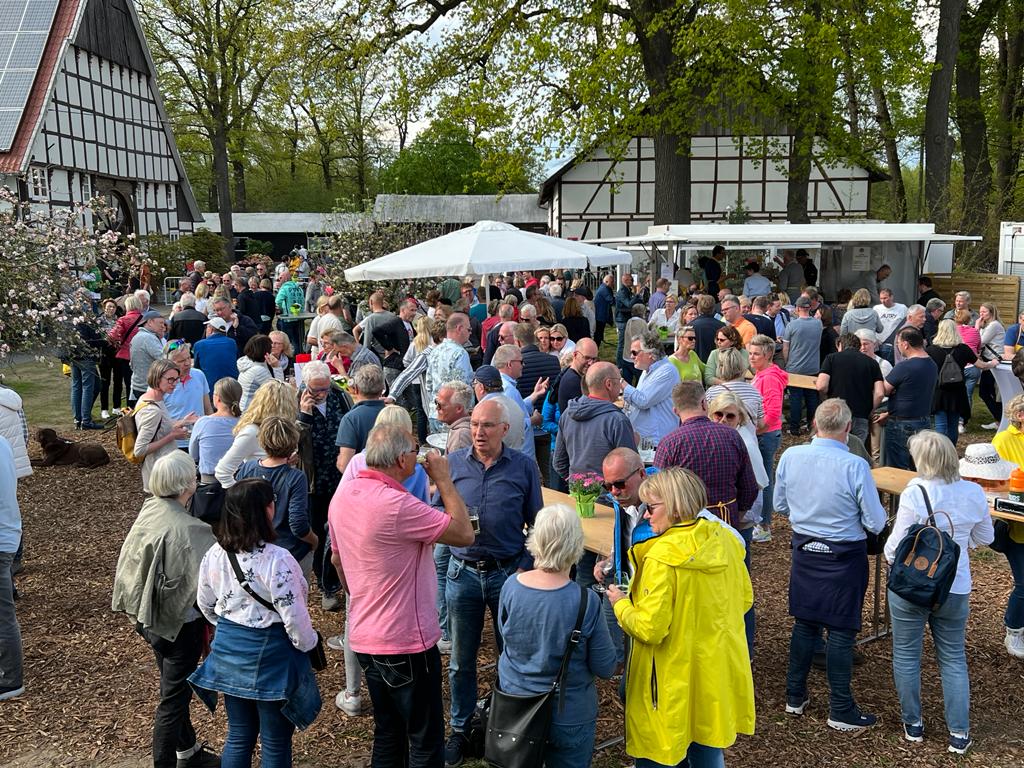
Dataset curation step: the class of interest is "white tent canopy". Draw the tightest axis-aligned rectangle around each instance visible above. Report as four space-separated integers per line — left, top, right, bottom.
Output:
343 220 632 282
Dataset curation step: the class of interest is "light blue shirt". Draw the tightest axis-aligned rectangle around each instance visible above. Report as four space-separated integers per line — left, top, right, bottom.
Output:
743 274 773 298
165 369 209 448
622 356 680 444
0 437 21 553
500 373 537 460
189 414 238 476
774 437 886 541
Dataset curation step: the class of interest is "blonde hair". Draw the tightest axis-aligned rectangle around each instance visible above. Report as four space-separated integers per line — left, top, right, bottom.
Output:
257 416 300 458
850 288 872 309
269 330 293 358
932 319 961 348
373 404 413 431
638 468 707 524
195 282 209 299
234 379 297 435
413 315 433 353
1006 393 1024 430
708 391 749 427
908 430 960 484
214 377 243 417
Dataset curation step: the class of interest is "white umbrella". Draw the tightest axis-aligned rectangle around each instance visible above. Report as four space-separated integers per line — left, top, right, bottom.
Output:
343 220 632 281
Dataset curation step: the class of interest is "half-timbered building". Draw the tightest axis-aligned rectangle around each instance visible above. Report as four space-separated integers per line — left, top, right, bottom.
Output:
0 0 200 236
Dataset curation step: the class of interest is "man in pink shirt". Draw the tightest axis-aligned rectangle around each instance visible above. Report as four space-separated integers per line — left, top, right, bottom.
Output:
329 423 474 767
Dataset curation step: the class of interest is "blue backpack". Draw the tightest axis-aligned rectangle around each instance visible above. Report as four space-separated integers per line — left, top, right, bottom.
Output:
886 485 960 609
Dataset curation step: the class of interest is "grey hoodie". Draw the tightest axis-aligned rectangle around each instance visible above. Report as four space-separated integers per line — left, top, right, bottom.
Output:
553 396 636 480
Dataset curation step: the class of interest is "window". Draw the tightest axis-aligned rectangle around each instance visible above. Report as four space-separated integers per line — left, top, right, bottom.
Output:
29 166 48 200
165 184 173 210
80 173 91 203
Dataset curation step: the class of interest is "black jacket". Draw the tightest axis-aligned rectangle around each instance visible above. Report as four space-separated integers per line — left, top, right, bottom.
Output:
518 344 561 404
169 308 210 346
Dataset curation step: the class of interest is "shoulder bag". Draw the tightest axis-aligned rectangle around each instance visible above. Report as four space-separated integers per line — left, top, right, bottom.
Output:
938 350 963 385
188 480 225 525
886 485 961 609
484 583 587 768
225 551 327 671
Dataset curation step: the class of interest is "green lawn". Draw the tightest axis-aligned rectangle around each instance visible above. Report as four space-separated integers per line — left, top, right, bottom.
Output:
2 359 85 430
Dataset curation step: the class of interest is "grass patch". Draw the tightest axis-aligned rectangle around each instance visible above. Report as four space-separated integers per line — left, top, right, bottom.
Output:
2 359 81 430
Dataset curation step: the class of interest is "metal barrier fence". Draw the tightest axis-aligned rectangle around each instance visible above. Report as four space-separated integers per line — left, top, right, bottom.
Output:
160 275 310 308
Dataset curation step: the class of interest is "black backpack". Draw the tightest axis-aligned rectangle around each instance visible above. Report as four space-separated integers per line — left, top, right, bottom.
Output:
887 485 960 609
938 350 963 385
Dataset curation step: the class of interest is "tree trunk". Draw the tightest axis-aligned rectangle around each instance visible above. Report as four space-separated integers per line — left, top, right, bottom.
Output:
232 158 247 212
787 128 813 223
321 148 333 190
210 118 234 262
924 0 966 229
995 2 1024 218
954 0 998 238
872 86 908 222
653 132 691 224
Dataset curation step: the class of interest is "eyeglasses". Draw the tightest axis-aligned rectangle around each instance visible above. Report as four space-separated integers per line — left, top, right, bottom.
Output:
711 411 740 422
166 339 187 352
577 353 598 362
509 358 523 365
603 468 641 491
163 375 180 383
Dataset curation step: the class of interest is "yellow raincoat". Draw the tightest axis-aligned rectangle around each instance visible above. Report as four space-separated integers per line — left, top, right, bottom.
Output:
613 517 755 764
991 427 1024 543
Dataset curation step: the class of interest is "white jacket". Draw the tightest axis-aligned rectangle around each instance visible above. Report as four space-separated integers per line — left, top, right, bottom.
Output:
0 386 32 478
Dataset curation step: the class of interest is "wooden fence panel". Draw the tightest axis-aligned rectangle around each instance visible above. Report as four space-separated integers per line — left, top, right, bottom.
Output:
924 273 1021 320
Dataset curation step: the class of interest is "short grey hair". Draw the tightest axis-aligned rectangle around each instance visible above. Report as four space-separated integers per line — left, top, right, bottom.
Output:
440 380 474 412
302 360 331 384
519 305 537 320
906 303 925 317
716 347 747 381
854 328 878 348
814 397 852 435
334 331 356 345
474 398 509 425
955 290 971 303
908 430 960 483
179 292 196 309
148 450 198 498
365 423 415 469
635 330 665 360
492 344 521 370
134 289 151 304
526 504 584 571
211 296 231 309
352 365 385 397
926 297 945 313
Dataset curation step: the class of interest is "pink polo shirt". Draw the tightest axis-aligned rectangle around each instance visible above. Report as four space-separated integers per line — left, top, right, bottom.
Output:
328 469 451 654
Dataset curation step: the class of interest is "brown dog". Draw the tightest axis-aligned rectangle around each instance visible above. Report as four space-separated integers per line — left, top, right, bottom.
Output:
32 427 110 469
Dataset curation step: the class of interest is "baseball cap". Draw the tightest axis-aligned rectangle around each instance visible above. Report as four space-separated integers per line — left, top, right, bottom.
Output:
794 296 812 308
472 365 502 387
205 316 230 332
141 310 164 322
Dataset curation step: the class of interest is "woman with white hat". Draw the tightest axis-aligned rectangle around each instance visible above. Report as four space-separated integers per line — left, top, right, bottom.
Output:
884 431 995 755
990 393 1024 659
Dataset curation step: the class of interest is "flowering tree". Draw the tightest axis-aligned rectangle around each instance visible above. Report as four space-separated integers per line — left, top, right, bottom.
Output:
0 188 152 364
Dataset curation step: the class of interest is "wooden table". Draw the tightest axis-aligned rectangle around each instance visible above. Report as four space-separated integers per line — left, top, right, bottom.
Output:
542 487 615 555
787 372 818 391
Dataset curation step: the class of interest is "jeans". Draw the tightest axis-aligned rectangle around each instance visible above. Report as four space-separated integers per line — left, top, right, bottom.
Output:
979 370 1002 423
788 386 819 432
435 544 451 642
739 527 755 659
933 411 959 446
546 721 597 768
1004 539 1024 629
535 433 551 487
884 417 930 470
308 492 330 592
850 416 869 447
137 618 206 768
356 647 445 768
321 529 341 597
70 359 99 424
595 320 608 347
634 743 724 768
756 430 781 526
615 322 627 371
889 589 970 735
0 551 23 692
963 365 981 412
786 618 858 716
409 385 429 445
113 357 133 408
221 694 295 768
575 550 625 662
446 556 515 730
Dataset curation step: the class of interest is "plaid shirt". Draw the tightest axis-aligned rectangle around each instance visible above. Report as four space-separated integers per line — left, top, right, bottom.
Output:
653 416 758 527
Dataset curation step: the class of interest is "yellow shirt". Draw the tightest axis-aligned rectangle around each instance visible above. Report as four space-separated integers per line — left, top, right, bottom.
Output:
992 426 1024 542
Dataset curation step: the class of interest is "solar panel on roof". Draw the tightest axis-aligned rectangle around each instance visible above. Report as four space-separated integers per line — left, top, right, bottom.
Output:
0 0 60 152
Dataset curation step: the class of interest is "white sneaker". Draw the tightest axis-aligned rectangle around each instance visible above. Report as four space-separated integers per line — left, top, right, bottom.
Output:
982 421 1000 430
437 637 452 654
1005 627 1024 659
100 409 110 420
958 422 966 434
751 525 772 543
326 634 345 651
335 690 362 716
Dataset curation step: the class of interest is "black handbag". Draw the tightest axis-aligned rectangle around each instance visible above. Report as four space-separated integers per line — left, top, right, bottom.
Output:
990 519 1014 554
886 485 961 609
225 551 327 671
188 481 225 525
484 583 587 768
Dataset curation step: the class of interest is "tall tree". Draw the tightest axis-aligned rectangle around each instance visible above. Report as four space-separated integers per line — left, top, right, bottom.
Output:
924 0 965 229
139 0 291 258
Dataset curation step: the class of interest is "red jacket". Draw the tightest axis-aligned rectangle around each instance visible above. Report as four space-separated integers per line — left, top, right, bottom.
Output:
108 310 144 361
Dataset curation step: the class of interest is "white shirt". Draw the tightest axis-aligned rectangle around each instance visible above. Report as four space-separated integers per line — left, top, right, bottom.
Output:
873 302 907 344
197 542 318 652
883 477 995 595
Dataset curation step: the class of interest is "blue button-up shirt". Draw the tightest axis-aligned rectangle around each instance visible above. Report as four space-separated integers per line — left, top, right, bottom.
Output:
774 437 886 541
623 356 680 444
501 373 537 460
439 445 543 565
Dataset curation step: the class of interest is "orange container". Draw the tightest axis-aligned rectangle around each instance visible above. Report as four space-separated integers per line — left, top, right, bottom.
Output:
1009 468 1024 502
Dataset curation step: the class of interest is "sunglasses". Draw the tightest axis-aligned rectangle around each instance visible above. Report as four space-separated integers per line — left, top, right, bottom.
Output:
712 411 740 422
550 336 565 341
716 337 730 343
679 335 696 341
603 468 641 491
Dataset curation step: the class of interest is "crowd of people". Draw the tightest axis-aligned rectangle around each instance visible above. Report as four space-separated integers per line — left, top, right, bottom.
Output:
4 253 1024 768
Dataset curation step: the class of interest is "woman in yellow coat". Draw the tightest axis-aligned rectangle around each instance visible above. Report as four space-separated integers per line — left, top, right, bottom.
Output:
990 393 1024 658
608 468 755 768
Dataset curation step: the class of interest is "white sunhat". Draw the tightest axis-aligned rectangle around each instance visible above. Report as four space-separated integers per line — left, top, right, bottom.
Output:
958 443 1016 481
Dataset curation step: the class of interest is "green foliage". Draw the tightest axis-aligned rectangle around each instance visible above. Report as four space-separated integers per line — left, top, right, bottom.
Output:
245 238 274 257
138 230 230 279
